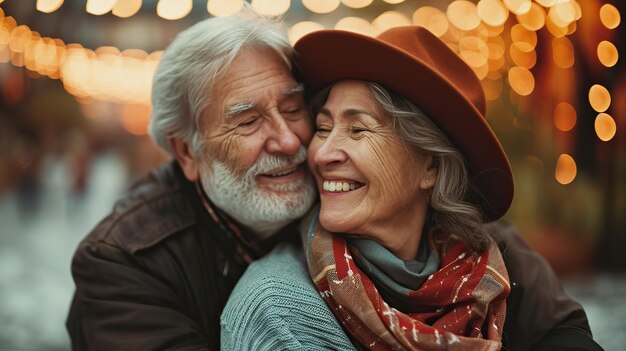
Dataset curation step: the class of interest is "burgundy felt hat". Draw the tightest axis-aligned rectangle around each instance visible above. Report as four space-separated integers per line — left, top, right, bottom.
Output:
294 26 514 221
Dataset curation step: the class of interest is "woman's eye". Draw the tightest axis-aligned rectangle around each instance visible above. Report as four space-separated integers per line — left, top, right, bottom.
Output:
351 127 368 134
315 126 331 137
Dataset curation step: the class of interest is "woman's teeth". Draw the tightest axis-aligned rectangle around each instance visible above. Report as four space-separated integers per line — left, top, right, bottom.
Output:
322 180 363 192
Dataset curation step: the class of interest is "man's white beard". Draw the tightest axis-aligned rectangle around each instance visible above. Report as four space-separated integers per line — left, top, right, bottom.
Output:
199 146 316 239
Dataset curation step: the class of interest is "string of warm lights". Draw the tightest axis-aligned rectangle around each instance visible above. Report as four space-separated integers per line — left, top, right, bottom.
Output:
0 0 622 185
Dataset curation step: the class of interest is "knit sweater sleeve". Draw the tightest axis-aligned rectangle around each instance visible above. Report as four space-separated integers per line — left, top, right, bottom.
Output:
221 243 356 351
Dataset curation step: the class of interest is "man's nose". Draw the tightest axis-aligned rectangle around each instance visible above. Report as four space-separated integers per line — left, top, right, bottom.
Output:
265 116 301 156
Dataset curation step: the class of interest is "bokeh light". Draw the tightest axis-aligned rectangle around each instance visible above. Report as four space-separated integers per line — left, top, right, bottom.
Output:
503 0 531 16
516 3 545 31
207 0 244 17
372 11 411 35
156 0 192 20
548 0 577 28
447 1 481 31
335 17 374 36
510 43 536 68
459 36 489 68
552 36 574 68
412 6 449 37
595 113 617 141
86 0 116 16
511 24 537 52
383 0 405 4
36 0 64 14
252 0 290 16
555 154 577 185
477 0 509 27
545 13 568 37
288 21 324 44
588 84 611 112
341 0 372 9
597 40 619 67
508 66 535 95
302 0 339 14
599 3 621 30
554 102 577 131
112 0 142 18
482 77 503 101
535 0 557 6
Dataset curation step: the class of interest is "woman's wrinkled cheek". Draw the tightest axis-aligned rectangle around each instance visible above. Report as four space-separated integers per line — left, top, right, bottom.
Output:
363 133 408 195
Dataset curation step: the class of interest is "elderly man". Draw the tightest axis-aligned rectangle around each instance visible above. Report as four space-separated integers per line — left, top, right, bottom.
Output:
66 11 315 350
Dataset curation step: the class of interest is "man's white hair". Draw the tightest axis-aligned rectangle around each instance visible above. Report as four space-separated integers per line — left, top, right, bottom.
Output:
149 9 293 156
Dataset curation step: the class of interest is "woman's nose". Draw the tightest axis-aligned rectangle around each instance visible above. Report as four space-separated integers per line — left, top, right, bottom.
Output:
313 134 348 167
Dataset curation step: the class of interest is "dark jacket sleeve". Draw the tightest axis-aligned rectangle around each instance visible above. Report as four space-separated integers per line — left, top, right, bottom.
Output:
491 223 604 351
67 240 210 351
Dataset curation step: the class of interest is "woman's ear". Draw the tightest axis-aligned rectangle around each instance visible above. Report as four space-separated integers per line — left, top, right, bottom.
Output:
168 137 200 182
419 155 438 190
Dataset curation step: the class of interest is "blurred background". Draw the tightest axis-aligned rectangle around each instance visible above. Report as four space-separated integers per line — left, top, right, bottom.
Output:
0 0 624 350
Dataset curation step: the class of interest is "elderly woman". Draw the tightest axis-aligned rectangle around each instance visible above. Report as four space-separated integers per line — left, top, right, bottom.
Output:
221 27 602 351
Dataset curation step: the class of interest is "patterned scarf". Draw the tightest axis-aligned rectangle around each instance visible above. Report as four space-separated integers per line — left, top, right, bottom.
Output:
302 208 510 351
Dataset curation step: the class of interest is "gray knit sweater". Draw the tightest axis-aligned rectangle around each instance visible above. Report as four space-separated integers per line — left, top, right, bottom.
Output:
220 243 356 350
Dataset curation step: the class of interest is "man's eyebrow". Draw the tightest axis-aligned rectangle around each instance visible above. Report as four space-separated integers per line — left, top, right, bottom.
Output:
225 102 256 118
284 84 305 96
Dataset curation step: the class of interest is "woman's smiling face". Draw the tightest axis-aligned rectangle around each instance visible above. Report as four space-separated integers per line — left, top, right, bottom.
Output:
308 80 435 257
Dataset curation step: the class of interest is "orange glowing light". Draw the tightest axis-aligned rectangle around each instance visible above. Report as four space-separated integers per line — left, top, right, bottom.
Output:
555 154 576 185
413 6 449 37
552 36 574 68
113 0 142 18
302 0 339 14
509 44 537 69
335 17 374 36
37 0 64 13
447 1 481 31
459 36 488 68
503 0 531 16
341 0 372 8
86 0 116 16
535 0 557 6
508 66 535 96
595 113 617 141
548 0 577 27
511 24 537 52
288 21 324 44
156 0 192 20
600 3 620 29
554 102 576 131
516 3 545 31
373 11 411 35
477 0 509 27
207 0 243 16
482 78 503 101
588 84 611 112
545 13 568 37
487 36 505 60
121 104 151 136
597 40 619 67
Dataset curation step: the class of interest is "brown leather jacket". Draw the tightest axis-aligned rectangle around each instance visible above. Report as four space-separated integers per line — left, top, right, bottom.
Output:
66 161 289 350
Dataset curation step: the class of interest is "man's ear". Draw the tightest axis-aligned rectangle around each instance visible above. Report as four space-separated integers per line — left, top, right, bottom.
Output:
419 155 438 191
168 137 200 182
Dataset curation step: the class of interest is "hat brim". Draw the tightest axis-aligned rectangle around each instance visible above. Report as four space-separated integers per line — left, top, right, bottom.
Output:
294 29 513 221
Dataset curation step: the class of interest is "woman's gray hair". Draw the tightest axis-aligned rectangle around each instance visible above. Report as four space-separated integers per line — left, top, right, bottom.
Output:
310 82 490 253
149 9 292 156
